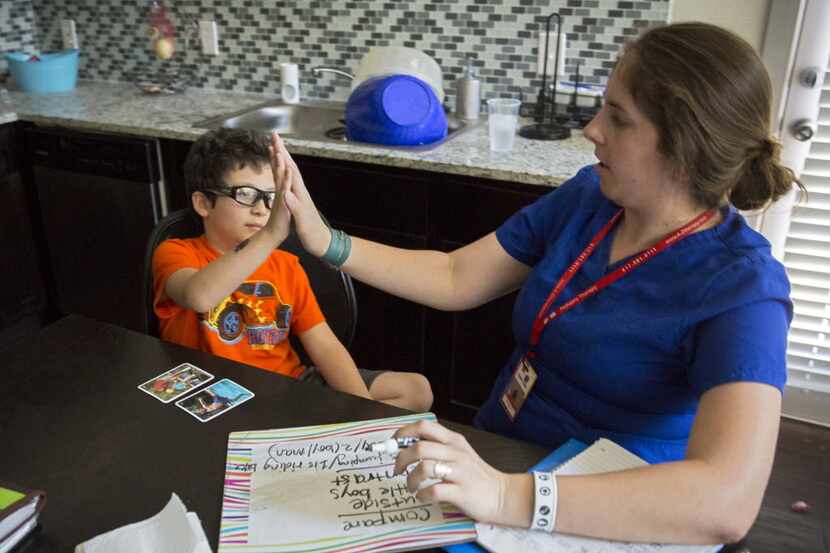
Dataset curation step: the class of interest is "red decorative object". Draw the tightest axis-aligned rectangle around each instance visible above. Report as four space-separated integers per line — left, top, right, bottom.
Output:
148 0 177 59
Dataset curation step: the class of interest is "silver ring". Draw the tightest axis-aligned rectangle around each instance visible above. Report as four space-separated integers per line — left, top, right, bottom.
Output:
433 462 452 480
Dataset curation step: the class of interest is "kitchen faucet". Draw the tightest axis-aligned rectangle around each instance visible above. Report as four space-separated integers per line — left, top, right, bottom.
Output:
310 66 354 81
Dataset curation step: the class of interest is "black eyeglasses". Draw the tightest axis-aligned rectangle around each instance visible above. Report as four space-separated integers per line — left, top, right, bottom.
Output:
206 186 277 209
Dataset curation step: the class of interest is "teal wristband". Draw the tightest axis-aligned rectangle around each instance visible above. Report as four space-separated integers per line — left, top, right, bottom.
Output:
334 231 351 267
321 228 352 268
321 229 340 265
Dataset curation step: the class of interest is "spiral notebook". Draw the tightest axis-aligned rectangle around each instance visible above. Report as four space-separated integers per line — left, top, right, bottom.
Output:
470 439 722 553
217 413 476 553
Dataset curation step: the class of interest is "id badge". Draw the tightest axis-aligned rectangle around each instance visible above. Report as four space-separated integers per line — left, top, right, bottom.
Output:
500 355 538 421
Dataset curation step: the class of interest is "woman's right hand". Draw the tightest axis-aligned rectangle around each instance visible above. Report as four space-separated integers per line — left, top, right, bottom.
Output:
270 132 331 257
391 420 521 526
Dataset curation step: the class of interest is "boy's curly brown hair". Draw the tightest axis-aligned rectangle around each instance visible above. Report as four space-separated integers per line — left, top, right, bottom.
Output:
184 128 271 203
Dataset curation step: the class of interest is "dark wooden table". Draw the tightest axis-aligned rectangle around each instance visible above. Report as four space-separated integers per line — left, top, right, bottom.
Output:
743 416 829 553
1 315 827 552
0 315 546 552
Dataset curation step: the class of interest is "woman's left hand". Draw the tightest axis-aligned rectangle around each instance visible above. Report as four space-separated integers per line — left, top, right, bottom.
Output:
269 132 332 257
392 420 510 524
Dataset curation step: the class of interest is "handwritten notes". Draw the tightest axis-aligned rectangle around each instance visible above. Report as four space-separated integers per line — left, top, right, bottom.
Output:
218 413 476 553
245 435 442 541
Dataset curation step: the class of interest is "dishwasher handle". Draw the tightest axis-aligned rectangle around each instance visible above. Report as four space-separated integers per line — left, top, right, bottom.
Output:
25 127 161 184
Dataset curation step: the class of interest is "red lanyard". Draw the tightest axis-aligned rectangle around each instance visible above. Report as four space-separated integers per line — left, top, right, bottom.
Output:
528 207 718 350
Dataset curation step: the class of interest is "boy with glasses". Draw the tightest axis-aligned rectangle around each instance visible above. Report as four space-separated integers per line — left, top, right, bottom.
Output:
152 128 433 410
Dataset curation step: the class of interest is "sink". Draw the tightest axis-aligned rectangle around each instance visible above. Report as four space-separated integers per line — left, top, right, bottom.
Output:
196 101 344 137
193 99 480 151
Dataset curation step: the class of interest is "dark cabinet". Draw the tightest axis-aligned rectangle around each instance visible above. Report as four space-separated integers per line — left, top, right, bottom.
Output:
0 122 48 347
338 224 428 373
160 138 193 212
429 177 546 423
426 287 519 423
295 155 431 375
27 127 164 332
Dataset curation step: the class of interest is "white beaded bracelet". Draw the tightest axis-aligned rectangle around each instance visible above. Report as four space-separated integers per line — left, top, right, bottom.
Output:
530 471 557 532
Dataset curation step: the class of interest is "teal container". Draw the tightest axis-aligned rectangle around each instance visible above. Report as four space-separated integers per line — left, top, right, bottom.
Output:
5 49 80 93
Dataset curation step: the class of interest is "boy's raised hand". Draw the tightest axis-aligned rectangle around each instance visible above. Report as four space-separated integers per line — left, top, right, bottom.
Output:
265 134 294 245
270 132 332 257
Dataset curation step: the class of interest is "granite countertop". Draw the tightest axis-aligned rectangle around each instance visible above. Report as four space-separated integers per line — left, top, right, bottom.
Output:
0 80 597 187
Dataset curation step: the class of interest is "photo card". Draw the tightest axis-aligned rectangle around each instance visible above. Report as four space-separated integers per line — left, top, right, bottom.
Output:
175 378 255 422
138 362 215 403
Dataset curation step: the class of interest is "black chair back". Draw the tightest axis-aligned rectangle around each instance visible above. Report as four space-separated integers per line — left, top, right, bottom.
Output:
142 209 357 361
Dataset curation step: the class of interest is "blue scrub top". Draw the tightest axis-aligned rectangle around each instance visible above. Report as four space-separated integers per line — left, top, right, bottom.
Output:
475 165 791 463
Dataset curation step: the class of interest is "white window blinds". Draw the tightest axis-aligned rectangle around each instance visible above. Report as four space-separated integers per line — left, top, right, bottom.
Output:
782 63 830 426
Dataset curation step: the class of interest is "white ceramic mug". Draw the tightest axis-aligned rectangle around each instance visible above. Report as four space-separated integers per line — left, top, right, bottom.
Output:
280 62 300 104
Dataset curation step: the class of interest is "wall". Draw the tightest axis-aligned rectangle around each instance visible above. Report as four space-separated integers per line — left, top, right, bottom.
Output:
2 0 669 105
669 0 770 51
0 0 38 74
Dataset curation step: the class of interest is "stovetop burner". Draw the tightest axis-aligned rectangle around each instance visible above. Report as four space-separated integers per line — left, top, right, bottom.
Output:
325 126 347 141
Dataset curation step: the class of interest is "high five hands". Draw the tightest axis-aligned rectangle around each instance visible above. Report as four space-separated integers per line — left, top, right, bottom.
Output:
269 132 332 255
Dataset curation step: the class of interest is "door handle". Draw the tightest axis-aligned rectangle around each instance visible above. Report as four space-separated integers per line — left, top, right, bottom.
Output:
799 66 821 89
790 118 817 142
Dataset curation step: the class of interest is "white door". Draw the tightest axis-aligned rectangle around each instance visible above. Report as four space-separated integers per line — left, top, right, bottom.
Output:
758 0 830 426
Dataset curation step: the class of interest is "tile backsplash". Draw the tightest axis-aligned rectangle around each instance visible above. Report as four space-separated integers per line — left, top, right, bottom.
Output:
0 0 38 73
3 0 668 106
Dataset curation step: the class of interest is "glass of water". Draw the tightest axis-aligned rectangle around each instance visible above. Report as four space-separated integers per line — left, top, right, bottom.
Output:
487 98 521 152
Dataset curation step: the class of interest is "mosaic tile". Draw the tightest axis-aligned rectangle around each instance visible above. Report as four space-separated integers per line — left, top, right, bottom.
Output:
0 0 38 76
3 0 668 107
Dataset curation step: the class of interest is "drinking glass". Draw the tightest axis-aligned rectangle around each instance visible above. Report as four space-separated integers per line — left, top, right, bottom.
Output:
487 98 521 152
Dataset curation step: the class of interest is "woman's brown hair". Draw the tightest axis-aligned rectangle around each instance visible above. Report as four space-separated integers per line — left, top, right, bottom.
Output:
618 22 804 211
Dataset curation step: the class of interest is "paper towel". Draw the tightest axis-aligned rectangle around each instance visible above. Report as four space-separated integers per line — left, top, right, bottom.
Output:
75 493 211 553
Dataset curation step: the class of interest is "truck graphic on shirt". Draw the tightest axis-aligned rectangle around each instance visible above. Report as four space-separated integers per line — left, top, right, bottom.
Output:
205 280 287 348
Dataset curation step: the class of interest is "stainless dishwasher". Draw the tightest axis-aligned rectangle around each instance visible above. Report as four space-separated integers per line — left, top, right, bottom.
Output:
26 127 167 332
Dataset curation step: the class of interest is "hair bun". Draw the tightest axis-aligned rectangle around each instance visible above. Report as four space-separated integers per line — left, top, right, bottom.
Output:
755 137 778 161
731 136 798 211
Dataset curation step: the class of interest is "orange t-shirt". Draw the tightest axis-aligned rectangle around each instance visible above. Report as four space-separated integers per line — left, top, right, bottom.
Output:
152 236 325 378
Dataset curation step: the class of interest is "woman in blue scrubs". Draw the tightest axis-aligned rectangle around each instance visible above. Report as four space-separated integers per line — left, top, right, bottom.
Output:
275 22 803 546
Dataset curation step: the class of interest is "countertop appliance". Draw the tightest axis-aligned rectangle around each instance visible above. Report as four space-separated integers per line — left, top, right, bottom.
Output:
26 127 167 332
